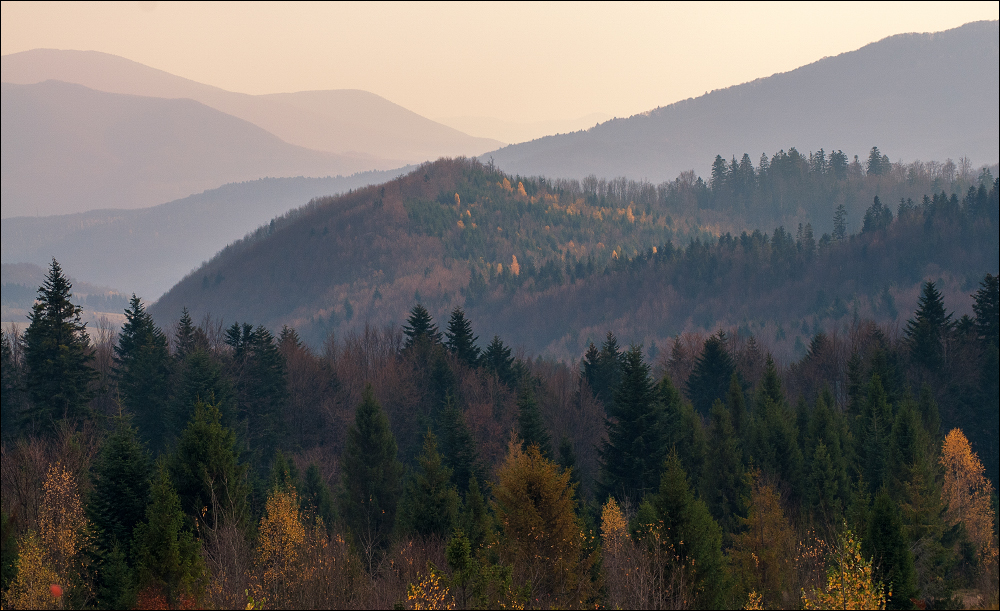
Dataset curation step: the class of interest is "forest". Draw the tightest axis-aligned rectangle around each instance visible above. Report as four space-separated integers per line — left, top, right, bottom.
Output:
1 233 997 607
148 151 997 353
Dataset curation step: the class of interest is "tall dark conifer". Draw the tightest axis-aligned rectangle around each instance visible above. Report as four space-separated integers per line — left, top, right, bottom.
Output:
22 258 96 428
516 383 552 459
444 307 480 368
482 335 515 386
115 295 172 451
403 304 441 349
685 332 735 415
904 281 952 371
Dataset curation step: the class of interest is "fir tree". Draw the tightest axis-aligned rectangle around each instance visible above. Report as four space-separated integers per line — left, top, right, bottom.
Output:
114 295 172 451
516 382 552 458
726 371 746 434
702 400 746 537
300 464 336 532
88 418 152 556
397 431 460 538
599 345 664 504
587 332 624 407
339 384 403 570
132 463 207 607
444 307 480 368
685 332 735 415
403 304 441 349
22 258 97 428
557 436 582 495
170 349 234 441
865 489 917 609
833 204 848 240
173 307 198 359
439 396 481 494
169 399 248 530
459 476 492 552
904 281 952 371
227 324 288 470
748 358 804 501
972 273 999 348
658 374 707 489
481 335 515 387
860 374 894 494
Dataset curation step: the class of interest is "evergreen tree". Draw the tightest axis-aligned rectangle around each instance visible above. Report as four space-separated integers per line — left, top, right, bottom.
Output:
582 332 624 407
169 399 248 530
599 346 664 504
459 476 492 552
806 392 849 525
444 307 480 368
860 374 894 494
173 307 198 359
22 259 97 428
650 452 728 608
685 332 735 415
658 374 707 488
170 349 234 441
516 382 552 458
339 384 403 570
557 436 582 495
403 304 441 349
481 335 515 386
904 281 952 371
833 204 848 240
114 295 172 451
1 329 24 440
89 418 152 556
702 400 746 537
439 396 481 494
300 463 336 532
863 196 893 232
972 273 999 348
865 488 917 609
748 358 804 501
268 449 300 493
726 371 746 434
227 324 288 469
397 431 459 538
132 463 207 607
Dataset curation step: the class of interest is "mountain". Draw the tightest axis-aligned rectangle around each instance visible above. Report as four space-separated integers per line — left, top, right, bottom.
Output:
1 48 502 161
1 80 387 217
147 157 998 360
1 169 412 300
481 21 999 181
436 112 612 146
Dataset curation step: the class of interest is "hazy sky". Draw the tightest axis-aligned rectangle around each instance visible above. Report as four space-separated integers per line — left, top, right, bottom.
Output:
2 1 997 123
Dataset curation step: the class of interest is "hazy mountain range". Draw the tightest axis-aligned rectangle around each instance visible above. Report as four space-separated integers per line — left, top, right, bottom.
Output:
482 21 999 181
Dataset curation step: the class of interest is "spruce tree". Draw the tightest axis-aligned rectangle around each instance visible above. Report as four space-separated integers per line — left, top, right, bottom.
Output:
403 304 441 349
173 307 198 359
89 418 152 556
132 463 206 606
865 488 917 609
170 349 234 441
860 374 893 494
227 324 288 470
22 258 97 428
557 436 582 494
972 273 999 348
482 335 515 386
459 477 492 552
650 452 727 609
747 358 804 501
904 281 952 371
702 400 746 537
439 396 481 493
339 384 403 570
397 431 459 538
589 332 624 407
114 295 172 451
599 345 665 504
516 383 552 458
300 464 336 532
444 307 480 368
169 399 248 529
685 332 735 415
725 371 746 434
658 374 707 489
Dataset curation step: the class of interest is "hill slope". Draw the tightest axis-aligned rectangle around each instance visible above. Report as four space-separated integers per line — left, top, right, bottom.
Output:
148 158 998 360
0 80 387 217
1 48 503 160
482 21 999 181
1 169 412 299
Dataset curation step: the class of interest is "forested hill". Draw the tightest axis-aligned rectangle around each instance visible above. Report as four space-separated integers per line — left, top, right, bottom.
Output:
149 156 998 361
483 20 999 181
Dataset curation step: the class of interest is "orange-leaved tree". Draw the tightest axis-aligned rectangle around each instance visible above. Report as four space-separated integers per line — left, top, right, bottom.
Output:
939 428 996 557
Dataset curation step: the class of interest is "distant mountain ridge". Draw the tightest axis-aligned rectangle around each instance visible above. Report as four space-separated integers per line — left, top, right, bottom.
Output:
482 21 999 181
1 48 502 161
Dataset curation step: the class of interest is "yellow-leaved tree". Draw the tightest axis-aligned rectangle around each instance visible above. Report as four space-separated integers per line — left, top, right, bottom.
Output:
493 436 594 608
940 428 996 557
2 531 61 610
802 527 885 610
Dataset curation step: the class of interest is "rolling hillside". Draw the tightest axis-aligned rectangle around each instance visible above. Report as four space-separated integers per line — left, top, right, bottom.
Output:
1 80 381 216
482 21 999 181
1 48 502 160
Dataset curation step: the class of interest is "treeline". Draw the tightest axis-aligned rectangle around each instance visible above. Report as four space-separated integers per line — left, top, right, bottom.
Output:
1 256 998 608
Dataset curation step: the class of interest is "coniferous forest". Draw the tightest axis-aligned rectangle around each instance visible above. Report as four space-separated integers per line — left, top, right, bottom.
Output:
1 162 998 609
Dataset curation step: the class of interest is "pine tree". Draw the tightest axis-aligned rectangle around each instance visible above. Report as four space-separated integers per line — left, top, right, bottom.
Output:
114 295 172 451
403 304 441 349
339 384 402 571
444 307 480 368
599 346 664 504
516 383 552 458
22 259 97 428
904 281 952 371
169 399 248 530
685 332 735 415
702 400 746 537
481 335 515 386
132 464 207 607
397 431 459 538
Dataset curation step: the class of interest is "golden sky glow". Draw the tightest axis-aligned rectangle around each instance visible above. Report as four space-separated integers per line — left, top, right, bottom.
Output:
2 1 997 123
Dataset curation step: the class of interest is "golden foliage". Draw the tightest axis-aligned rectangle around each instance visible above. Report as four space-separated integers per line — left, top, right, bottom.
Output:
406 566 455 610
940 428 996 557
501 178 513 192
39 462 89 581
600 497 628 556
493 438 593 607
454 193 461 207
510 255 520 277
731 473 798 609
744 590 764 610
2 530 61 610
801 528 885 610
516 182 527 198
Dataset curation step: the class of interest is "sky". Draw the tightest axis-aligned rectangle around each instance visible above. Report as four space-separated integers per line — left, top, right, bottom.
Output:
2 1 998 125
